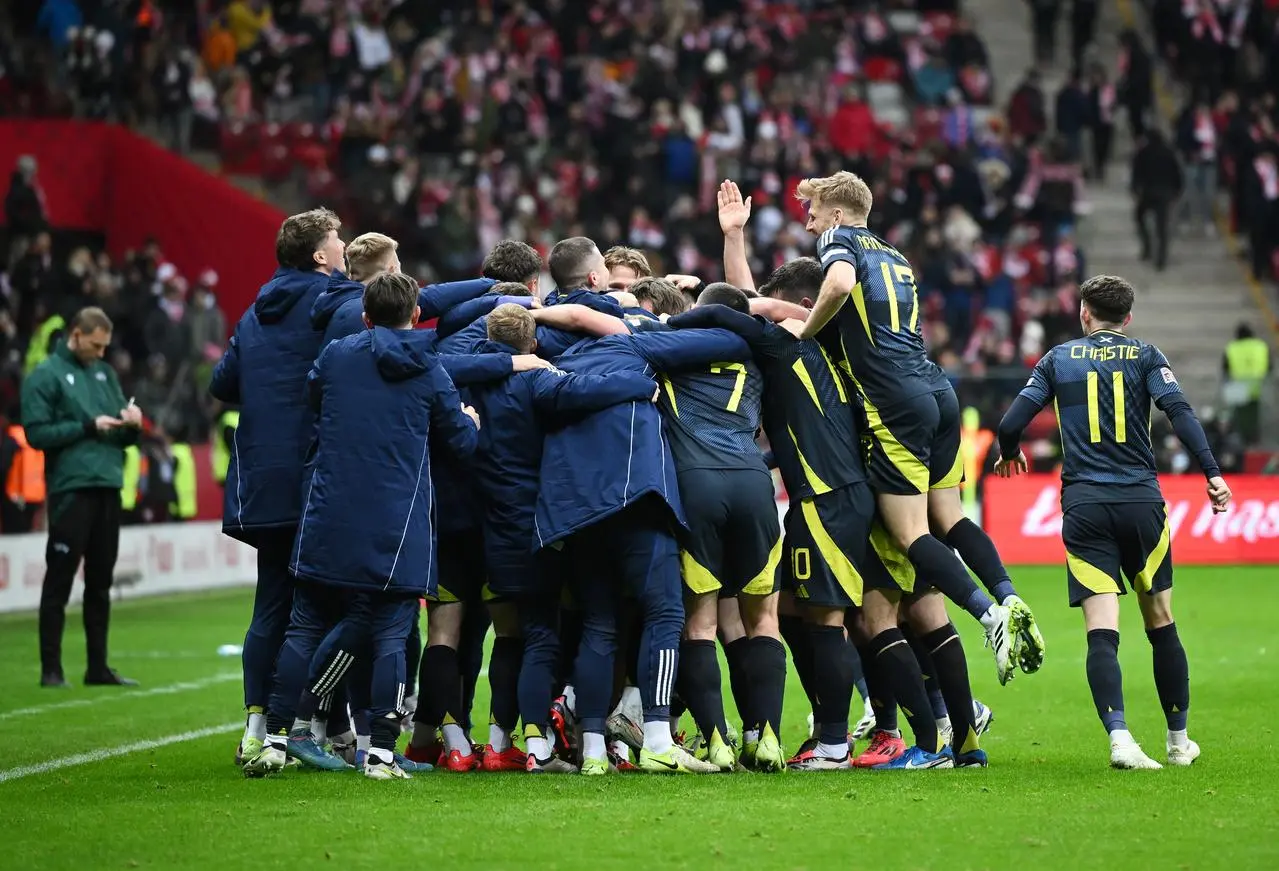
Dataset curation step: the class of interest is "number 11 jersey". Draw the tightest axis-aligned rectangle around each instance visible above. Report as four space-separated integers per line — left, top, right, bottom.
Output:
1014 330 1184 509
816 225 950 408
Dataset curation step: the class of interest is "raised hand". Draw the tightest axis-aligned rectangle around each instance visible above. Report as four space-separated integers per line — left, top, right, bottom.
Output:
717 179 752 235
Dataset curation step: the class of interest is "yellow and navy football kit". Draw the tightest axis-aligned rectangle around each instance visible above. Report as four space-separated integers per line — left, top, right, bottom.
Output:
999 330 1221 606
654 343 783 598
667 307 874 608
816 225 962 495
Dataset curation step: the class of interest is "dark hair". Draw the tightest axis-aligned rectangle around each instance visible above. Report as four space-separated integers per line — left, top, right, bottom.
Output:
363 272 419 327
1236 323 1255 340
760 257 822 303
1079 274 1135 324
491 281 533 298
482 240 543 284
696 282 750 314
548 236 600 290
71 306 113 334
275 207 341 270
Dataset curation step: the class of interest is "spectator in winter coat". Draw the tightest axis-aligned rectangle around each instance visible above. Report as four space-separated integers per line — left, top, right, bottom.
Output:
1130 130 1184 270
263 271 481 780
1055 70 1091 160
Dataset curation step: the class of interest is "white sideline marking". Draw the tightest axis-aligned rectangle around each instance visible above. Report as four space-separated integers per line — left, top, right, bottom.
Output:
0 672 240 721
0 722 241 783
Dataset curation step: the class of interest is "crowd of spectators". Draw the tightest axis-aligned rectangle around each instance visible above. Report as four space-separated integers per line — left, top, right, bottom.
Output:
1144 0 1279 284
2 157 228 443
1 0 1180 436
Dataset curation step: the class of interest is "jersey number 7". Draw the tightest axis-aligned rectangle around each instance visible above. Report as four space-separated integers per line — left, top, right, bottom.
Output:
879 263 920 333
711 363 747 412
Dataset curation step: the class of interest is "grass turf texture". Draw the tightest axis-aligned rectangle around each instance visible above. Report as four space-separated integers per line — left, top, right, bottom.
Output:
1 567 1274 871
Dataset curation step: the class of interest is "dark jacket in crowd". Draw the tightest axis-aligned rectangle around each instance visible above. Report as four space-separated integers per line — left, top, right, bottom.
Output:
209 267 330 544
290 326 479 596
1131 132 1184 201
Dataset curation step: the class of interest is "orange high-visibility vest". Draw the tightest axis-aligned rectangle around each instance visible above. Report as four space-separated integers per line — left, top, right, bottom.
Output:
5 425 45 504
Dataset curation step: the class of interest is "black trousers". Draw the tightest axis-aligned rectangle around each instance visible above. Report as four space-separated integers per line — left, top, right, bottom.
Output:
1136 195 1172 270
39 488 122 675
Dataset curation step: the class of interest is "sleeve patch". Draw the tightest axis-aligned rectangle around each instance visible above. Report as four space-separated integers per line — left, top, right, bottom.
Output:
1161 367 1177 384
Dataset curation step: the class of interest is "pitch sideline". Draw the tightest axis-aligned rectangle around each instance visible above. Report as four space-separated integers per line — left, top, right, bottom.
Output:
0 722 242 783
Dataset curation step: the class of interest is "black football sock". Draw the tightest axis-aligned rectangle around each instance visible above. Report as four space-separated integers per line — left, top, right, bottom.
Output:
858 642 898 734
848 640 869 704
906 535 994 620
676 639 730 741
807 625 854 746
458 607 489 732
747 635 787 738
870 628 938 753
923 623 979 753
1086 629 1127 734
723 637 753 732
488 636 523 734
416 644 461 729
779 613 820 717
903 623 948 719
945 518 1017 603
1147 623 1189 732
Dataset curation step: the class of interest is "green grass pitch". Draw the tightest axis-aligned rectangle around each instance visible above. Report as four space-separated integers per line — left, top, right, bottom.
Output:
1 566 1275 870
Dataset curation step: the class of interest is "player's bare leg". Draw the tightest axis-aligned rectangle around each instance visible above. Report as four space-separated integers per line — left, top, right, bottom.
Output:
904 591 984 767
739 591 785 772
928 485 1045 673
878 492 1016 684
1081 593 1161 769
1136 588 1197 765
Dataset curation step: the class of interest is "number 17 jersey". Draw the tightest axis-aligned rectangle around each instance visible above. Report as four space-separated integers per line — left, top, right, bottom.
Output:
817 225 950 408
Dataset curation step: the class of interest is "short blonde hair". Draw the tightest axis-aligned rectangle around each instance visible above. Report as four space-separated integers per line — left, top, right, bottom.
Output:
794 171 873 221
345 232 399 282
603 245 653 278
487 303 536 352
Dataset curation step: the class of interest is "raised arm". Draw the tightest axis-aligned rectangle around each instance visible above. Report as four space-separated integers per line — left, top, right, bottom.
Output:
718 179 757 291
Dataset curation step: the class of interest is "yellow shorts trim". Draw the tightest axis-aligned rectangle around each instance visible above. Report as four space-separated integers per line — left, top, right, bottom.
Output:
1134 510 1171 593
429 586 460 604
681 549 721 595
869 519 916 594
800 499 864 606
1066 551 1122 596
862 397 929 494
741 533 785 597
932 446 964 490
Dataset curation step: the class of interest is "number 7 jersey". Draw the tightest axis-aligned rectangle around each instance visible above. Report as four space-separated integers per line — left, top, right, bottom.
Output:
816 225 950 407
1015 329 1183 509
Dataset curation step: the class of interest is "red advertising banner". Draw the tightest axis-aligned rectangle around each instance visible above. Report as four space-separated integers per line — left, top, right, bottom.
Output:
0 120 285 321
983 474 1279 565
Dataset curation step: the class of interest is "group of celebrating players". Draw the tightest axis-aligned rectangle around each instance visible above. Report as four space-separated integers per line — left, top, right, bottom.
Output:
215 169 1226 780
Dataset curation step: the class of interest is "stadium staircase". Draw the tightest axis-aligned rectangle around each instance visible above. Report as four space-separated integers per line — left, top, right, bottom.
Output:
961 0 1279 438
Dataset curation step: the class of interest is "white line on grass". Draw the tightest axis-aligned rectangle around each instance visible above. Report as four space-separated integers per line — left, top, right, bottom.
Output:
0 672 240 721
0 722 241 783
